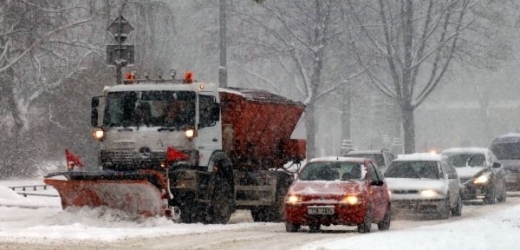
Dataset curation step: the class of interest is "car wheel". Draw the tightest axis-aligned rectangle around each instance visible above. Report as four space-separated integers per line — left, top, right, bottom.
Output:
309 224 321 232
377 206 391 231
285 222 300 232
484 186 496 204
451 195 462 216
358 208 372 233
497 182 507 203
439 198 450 220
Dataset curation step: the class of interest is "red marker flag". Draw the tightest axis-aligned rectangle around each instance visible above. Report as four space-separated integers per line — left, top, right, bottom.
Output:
65 149 84 168
166 146 189 162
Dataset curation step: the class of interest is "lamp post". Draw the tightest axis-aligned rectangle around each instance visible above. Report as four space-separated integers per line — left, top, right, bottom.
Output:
107 15 134 85
219 0 228 88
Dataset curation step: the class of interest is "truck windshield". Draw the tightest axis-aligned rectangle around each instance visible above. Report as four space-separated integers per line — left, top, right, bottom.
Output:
103 91 196 128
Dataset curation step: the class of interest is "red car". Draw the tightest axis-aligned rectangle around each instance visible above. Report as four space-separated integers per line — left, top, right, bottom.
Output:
284 157 391 233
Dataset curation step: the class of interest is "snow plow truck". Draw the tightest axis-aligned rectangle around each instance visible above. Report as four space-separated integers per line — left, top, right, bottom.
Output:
44 71 306 224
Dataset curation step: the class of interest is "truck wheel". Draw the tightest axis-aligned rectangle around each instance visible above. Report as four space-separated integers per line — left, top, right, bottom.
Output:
207 182 234 224
251 207 269 222
268 184 288 222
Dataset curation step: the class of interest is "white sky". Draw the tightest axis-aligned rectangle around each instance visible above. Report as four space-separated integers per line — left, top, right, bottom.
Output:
1 178 519 249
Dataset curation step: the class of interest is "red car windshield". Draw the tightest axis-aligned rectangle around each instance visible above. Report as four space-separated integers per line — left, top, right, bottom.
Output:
299 162 365 181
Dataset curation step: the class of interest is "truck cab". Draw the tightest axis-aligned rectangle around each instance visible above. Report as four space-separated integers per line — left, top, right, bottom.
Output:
91 79 221 171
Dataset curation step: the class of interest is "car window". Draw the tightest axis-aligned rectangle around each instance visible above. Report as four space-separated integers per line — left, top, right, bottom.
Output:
345 153 385 167
489 151 499 164
440 160 457 179
385 161 440 179
374 164 385 181
299 162 365 181
369 164 379 182
467 154 485 167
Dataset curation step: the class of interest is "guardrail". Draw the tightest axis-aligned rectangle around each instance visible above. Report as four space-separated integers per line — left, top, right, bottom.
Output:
9 184 50 192
8 185 59 198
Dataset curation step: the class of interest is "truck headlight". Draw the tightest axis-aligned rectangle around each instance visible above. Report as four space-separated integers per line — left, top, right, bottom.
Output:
184 127 197 140
92 127 104 141
474 172 491 184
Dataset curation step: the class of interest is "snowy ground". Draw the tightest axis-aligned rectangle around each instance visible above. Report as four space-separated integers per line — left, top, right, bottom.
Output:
1 178 519 250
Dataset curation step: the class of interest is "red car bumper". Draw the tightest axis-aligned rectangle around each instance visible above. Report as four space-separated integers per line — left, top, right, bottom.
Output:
285 203 367 226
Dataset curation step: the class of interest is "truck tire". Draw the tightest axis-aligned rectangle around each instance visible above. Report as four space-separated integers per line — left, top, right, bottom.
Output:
251 172 291 222
206 182 234 224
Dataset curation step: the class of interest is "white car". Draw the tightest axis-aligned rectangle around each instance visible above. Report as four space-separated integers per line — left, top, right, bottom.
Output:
344 149 396 172
385 153 462 219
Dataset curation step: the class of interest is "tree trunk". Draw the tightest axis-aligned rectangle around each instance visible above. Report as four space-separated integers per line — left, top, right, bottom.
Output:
401 104 415 153
305 102 317 159
340 83 352 154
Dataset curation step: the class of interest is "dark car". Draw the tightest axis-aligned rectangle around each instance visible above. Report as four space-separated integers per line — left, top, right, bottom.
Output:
489 133 520 191
442 147 506 204
284 157 391 233
344 149 396 172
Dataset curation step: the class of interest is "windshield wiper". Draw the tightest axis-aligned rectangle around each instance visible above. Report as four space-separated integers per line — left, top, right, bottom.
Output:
118 127 133 132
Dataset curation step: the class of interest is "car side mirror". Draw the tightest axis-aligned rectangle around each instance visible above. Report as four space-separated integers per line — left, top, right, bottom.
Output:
493 162 502 168
370 180 384 186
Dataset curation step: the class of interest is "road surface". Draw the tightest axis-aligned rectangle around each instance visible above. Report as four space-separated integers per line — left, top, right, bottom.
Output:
1 195 518 250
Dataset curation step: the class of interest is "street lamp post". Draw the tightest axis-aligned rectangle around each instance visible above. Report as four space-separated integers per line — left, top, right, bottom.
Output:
219 0 228 88
107 15 134 85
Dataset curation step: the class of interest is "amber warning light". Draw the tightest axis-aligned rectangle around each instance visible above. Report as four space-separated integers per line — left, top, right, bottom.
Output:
183 71 194 84
123 72 135 84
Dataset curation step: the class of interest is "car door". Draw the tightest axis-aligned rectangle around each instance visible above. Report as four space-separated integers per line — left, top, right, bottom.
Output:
488 150 506 191
441 160 460 207
367 162 387 221
382 150 395 169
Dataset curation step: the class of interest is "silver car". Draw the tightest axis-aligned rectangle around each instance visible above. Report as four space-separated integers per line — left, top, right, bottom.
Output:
442 147 506 204
385 153 462 219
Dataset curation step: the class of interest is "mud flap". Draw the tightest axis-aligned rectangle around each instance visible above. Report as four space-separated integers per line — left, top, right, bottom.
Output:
44 170 170 217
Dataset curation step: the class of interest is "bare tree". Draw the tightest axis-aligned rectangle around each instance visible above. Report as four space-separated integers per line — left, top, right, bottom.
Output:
229 0 366 158
0 0 176 176
348 0 516 153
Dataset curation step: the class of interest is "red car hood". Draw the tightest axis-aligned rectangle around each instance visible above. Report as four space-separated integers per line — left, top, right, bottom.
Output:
289 181 365 197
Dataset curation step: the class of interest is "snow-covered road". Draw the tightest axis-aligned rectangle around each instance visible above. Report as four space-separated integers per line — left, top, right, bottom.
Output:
1 179 520 250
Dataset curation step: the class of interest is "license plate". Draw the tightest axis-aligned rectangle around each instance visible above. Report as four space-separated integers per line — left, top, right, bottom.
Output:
308 206 334 215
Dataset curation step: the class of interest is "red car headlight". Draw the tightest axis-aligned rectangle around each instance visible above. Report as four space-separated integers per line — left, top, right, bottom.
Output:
286 194 302 204
342 195 362 205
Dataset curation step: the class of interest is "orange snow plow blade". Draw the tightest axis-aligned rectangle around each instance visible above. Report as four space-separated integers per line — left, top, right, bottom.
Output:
44 170 170 217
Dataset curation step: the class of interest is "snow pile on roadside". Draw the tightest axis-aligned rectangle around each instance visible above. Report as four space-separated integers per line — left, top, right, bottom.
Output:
298 204 520 250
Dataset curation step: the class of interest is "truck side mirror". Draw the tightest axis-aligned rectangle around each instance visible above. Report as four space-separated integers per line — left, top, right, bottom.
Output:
493 162 502 168
91 97 99 108
91 108 98 127
91 97 100 127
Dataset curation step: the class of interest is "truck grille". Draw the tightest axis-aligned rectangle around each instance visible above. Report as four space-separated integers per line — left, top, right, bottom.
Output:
100 151 166 169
